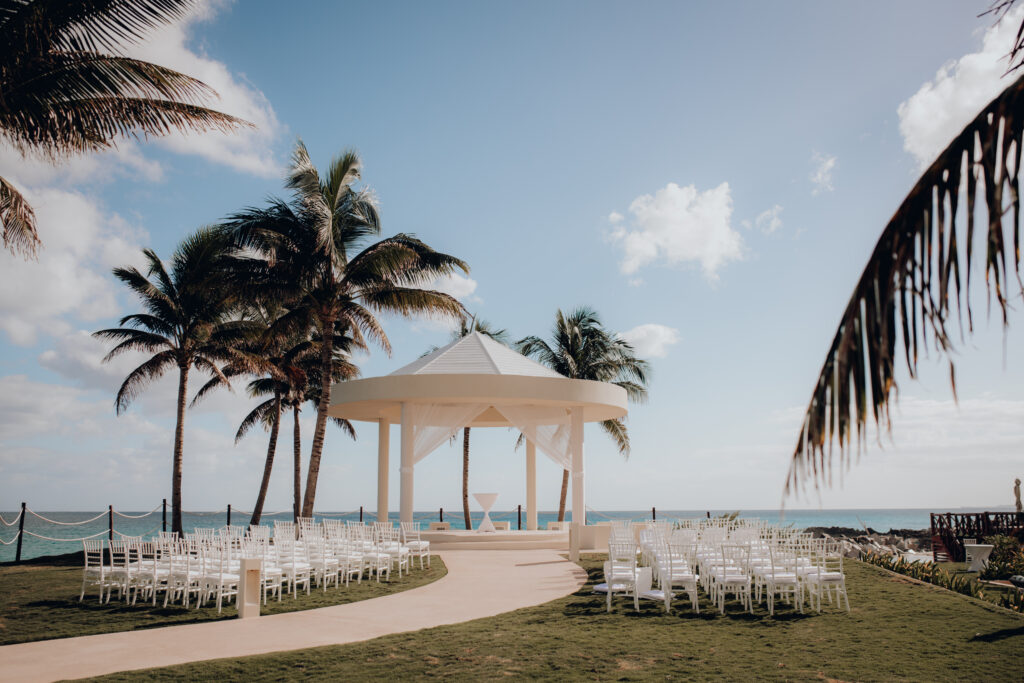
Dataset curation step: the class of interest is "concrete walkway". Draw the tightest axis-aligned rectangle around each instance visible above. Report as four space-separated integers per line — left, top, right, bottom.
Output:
0 550 587 682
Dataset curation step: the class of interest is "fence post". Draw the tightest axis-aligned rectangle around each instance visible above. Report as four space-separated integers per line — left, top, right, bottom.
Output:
15 502 25 564
108 505 113 542
652 506 656 521
440 507 444 523
227 504 232 527
518 504 522 530
359 506 363 523
162 499 167 533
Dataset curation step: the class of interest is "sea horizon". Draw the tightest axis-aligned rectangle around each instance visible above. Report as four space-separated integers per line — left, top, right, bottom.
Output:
5 506 1017 563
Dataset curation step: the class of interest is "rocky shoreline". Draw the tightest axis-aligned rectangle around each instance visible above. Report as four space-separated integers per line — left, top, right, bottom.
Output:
805 526 932 559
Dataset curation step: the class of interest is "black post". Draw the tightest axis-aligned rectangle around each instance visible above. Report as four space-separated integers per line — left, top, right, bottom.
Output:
440 507 444 523
162 499 167 533
15 502 25 564
518 504 522 530
359 506 363 523
108 505 113 542
652 506 656 521
227 504 231 527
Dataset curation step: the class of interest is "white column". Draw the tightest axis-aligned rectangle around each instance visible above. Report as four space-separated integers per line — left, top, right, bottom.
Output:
569 405 584 561
376 418 389 523
400 402 414 524
526 438 537 530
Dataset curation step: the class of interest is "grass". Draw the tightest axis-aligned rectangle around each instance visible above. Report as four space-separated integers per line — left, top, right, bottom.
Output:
82 555 1024 682
0 555 446 646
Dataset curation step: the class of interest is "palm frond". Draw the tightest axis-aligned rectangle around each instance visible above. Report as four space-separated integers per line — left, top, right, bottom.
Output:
0 174 38 258
787 71 1024 497
599 418 630 458
113 349 176 413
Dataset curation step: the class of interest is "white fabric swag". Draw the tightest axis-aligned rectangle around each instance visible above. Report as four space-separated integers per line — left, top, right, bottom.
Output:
407 403 490 465
496 404 574 472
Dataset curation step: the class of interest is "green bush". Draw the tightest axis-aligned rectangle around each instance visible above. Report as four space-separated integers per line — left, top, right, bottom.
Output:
978 535 1024 581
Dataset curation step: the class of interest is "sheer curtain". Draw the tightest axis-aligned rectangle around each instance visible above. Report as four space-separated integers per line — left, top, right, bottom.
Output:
496 404 573 472
407 403 490 464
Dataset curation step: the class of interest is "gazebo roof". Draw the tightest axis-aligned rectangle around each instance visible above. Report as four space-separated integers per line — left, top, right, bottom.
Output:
390 332 563 379
329 332 627 426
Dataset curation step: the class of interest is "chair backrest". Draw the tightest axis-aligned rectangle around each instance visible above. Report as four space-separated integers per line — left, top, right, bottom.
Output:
274 520 296 540
400 522 420 543
608 541 637 567
109 539 129 568
83 539 105 568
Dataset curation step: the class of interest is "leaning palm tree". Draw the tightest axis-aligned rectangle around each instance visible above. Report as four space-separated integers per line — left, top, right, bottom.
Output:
0 0 247 258
221 141 468 517
94 227 250 535
425 316 509 530
517 307 649 521
787 6 1024 497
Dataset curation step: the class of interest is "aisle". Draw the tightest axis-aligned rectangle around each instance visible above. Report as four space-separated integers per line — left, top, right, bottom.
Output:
0 549 587 682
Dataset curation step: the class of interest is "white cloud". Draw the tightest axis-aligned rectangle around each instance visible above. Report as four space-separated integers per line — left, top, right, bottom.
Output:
608 182 743 280
754 205 783 234
898 6 1024 169
0 188 147 345
429 273 480 302
810 152 836 195
619 323 680 358
124 3 283 177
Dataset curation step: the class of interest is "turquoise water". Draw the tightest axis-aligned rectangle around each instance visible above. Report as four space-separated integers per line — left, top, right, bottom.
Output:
0 507 955 562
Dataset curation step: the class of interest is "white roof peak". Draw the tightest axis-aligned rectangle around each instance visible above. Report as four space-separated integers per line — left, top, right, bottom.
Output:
390 331 563 378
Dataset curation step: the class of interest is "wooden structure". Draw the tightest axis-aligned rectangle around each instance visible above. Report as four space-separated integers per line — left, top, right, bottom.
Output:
930 512 1023 562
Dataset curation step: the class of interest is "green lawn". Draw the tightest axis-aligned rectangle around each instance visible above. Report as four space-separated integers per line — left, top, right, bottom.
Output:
0 556 445 646
86 556 1024 682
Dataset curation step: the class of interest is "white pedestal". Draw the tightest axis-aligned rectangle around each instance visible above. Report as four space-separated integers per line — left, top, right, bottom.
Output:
238 558 262 619
473 492 498 533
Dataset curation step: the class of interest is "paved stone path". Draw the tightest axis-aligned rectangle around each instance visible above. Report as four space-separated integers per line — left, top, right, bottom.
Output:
0 550 586 682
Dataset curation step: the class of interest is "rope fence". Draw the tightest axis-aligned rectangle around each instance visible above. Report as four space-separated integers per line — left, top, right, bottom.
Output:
114 524 161 538
23 529 108 542
0 531 20 545
0 510 22 527
26 508 107 525
112 504 161 519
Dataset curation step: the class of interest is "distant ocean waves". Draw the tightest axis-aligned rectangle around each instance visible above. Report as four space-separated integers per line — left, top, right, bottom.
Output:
0 507 956 562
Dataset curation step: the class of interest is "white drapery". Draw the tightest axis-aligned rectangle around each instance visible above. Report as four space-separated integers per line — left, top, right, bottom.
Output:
496 404 574 472
407 403 490 465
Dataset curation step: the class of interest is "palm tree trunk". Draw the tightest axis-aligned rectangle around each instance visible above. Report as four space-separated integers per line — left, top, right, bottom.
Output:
293 404 302 523
250 392 281 527
172 364 189 536
462 427 472 530
557 469 569 522
301 316 335 518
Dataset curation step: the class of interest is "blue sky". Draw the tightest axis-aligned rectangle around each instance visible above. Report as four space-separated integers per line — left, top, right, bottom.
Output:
1 0 1022 513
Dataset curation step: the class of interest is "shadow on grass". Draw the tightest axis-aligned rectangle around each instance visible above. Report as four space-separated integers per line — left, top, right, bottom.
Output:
969 625 1024 642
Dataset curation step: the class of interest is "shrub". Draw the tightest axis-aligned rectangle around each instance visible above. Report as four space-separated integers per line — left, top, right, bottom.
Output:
979 535 1024 581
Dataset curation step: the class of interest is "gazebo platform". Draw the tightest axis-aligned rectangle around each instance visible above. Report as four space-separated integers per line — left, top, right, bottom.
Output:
423 529 568 551
422 526 609 551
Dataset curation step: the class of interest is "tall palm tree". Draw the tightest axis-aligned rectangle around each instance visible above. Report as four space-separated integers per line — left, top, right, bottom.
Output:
221 141 468 517
787 8 1024 497
517 307 649 521
94 227 250 535
425 316 509 530
0 0 247 258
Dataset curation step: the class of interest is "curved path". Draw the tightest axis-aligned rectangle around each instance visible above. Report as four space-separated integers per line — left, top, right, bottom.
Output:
0 550 587 682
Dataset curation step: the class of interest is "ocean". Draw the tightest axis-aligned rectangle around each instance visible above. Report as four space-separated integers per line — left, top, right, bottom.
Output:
0 506 978 562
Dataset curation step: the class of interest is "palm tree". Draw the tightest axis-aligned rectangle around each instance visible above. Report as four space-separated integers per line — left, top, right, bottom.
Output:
517 307 649 521
426 316 509 530
786 9 1024 497
194 306 362 525
221 141 468 517
0 0 247 258
94 227 250 535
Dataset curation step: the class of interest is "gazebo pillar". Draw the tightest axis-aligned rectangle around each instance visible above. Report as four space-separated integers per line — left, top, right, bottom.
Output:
376 418 389 523
569 405 584 561
526 439 537 530
400 402 414 524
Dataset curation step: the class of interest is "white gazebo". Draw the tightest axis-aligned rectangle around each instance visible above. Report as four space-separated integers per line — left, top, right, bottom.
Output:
327 332 627 558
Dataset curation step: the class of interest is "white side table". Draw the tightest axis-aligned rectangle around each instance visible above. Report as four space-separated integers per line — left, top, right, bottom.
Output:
473 492 498 533
964 543 994 572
